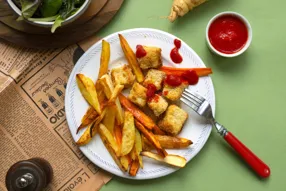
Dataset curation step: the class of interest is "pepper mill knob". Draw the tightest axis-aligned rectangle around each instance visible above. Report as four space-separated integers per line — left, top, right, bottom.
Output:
5 158 53 191
16 173 34 188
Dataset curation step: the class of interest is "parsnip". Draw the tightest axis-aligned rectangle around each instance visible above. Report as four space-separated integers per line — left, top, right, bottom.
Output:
168 0 206 22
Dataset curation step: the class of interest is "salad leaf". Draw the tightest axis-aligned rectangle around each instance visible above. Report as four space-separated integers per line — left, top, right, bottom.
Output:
28 15 59 22
75 0 85 7
59 0 76 18
40 0 63 17
20 0 43 18
51 0 84 33
51 15 64 33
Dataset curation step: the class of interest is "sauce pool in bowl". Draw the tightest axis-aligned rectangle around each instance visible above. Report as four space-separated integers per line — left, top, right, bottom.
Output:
208 15 248 54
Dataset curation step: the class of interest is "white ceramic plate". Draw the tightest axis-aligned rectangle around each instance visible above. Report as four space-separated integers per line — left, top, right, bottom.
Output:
65 28 215 179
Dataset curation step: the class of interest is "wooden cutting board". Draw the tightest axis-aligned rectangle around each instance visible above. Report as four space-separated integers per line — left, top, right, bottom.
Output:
0 0 124 48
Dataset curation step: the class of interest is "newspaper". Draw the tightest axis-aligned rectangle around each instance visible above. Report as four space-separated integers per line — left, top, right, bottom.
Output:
0 37 112 191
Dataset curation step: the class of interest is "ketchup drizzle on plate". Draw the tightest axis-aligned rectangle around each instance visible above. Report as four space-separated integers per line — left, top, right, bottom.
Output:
170 39 183 64
174 39 181 49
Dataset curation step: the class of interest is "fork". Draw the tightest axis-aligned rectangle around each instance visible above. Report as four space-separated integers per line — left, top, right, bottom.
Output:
181 89 271 178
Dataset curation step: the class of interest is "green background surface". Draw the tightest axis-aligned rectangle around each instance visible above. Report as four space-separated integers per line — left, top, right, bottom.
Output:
97 0 285 191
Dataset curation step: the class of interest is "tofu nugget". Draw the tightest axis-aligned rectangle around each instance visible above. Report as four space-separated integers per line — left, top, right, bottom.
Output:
147 94 168 117
138 46 162 70
158 105 188 135
163 83 187 101
128 82 147 107
143 69 166 90
111 65 135 88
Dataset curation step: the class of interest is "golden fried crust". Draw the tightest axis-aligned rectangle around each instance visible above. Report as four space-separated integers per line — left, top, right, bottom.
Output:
128 82 147 107
162 83 187 101
147 95 168 117
143 69 166 90
138 46 162 70
111 65 135 88
158 105 188 135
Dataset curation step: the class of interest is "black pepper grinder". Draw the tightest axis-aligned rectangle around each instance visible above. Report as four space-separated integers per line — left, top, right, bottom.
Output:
5 158 53 191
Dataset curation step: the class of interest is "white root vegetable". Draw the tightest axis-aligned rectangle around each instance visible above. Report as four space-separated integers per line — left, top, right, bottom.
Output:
168 0 206 22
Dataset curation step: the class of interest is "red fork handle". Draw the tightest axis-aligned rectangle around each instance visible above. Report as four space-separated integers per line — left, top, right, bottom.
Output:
224 132 271 178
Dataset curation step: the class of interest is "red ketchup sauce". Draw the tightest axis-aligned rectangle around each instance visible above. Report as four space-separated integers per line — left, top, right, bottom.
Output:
164 70 199 88
165 74 182 87
136 45 147 58
170 39 183 64
151 94 160 103
181 70 199 85
208 15 248 54
146 84 157 101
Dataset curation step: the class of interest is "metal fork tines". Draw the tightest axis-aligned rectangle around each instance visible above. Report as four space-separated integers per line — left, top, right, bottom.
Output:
180 89 213 120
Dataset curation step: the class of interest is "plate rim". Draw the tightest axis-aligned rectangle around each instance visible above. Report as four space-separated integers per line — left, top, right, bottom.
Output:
65 28 216 180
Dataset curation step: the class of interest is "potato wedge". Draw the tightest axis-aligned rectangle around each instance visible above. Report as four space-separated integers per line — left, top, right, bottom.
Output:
114 124 131 171
102 105 116 134
118 34 144 83
130 146 136 161
77 88 106 132
141 151 187 168
99 124 119 156
118 94 165 135
76 74 101 114
77 106 98 134
76 108 107 146
156 135 192 149
121 111 135 156
99 40 111 78
99 74 124 125
142 135 153 151
135 129 143 168
120 155 130 171
135 120 167 158
99 127 125 171
143 135 192 149
114 124 122 146
108 84 124 105
76 121 98 146
129 160 140 177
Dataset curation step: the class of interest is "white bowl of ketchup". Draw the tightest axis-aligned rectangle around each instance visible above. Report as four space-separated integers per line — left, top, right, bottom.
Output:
206 11 252 57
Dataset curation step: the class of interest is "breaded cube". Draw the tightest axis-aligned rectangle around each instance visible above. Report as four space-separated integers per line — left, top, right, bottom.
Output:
162 83 187 101
147 94 168 117
111 65 135 88
138 46 162 70
128 82 147 107
143 69 166 90
158 105 188 135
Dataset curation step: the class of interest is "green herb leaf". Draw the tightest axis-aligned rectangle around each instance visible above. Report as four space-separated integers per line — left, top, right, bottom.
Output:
28 15 59 22
51 0 84 33
40 0 63 17
20 0 43 18
51 15 64 33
